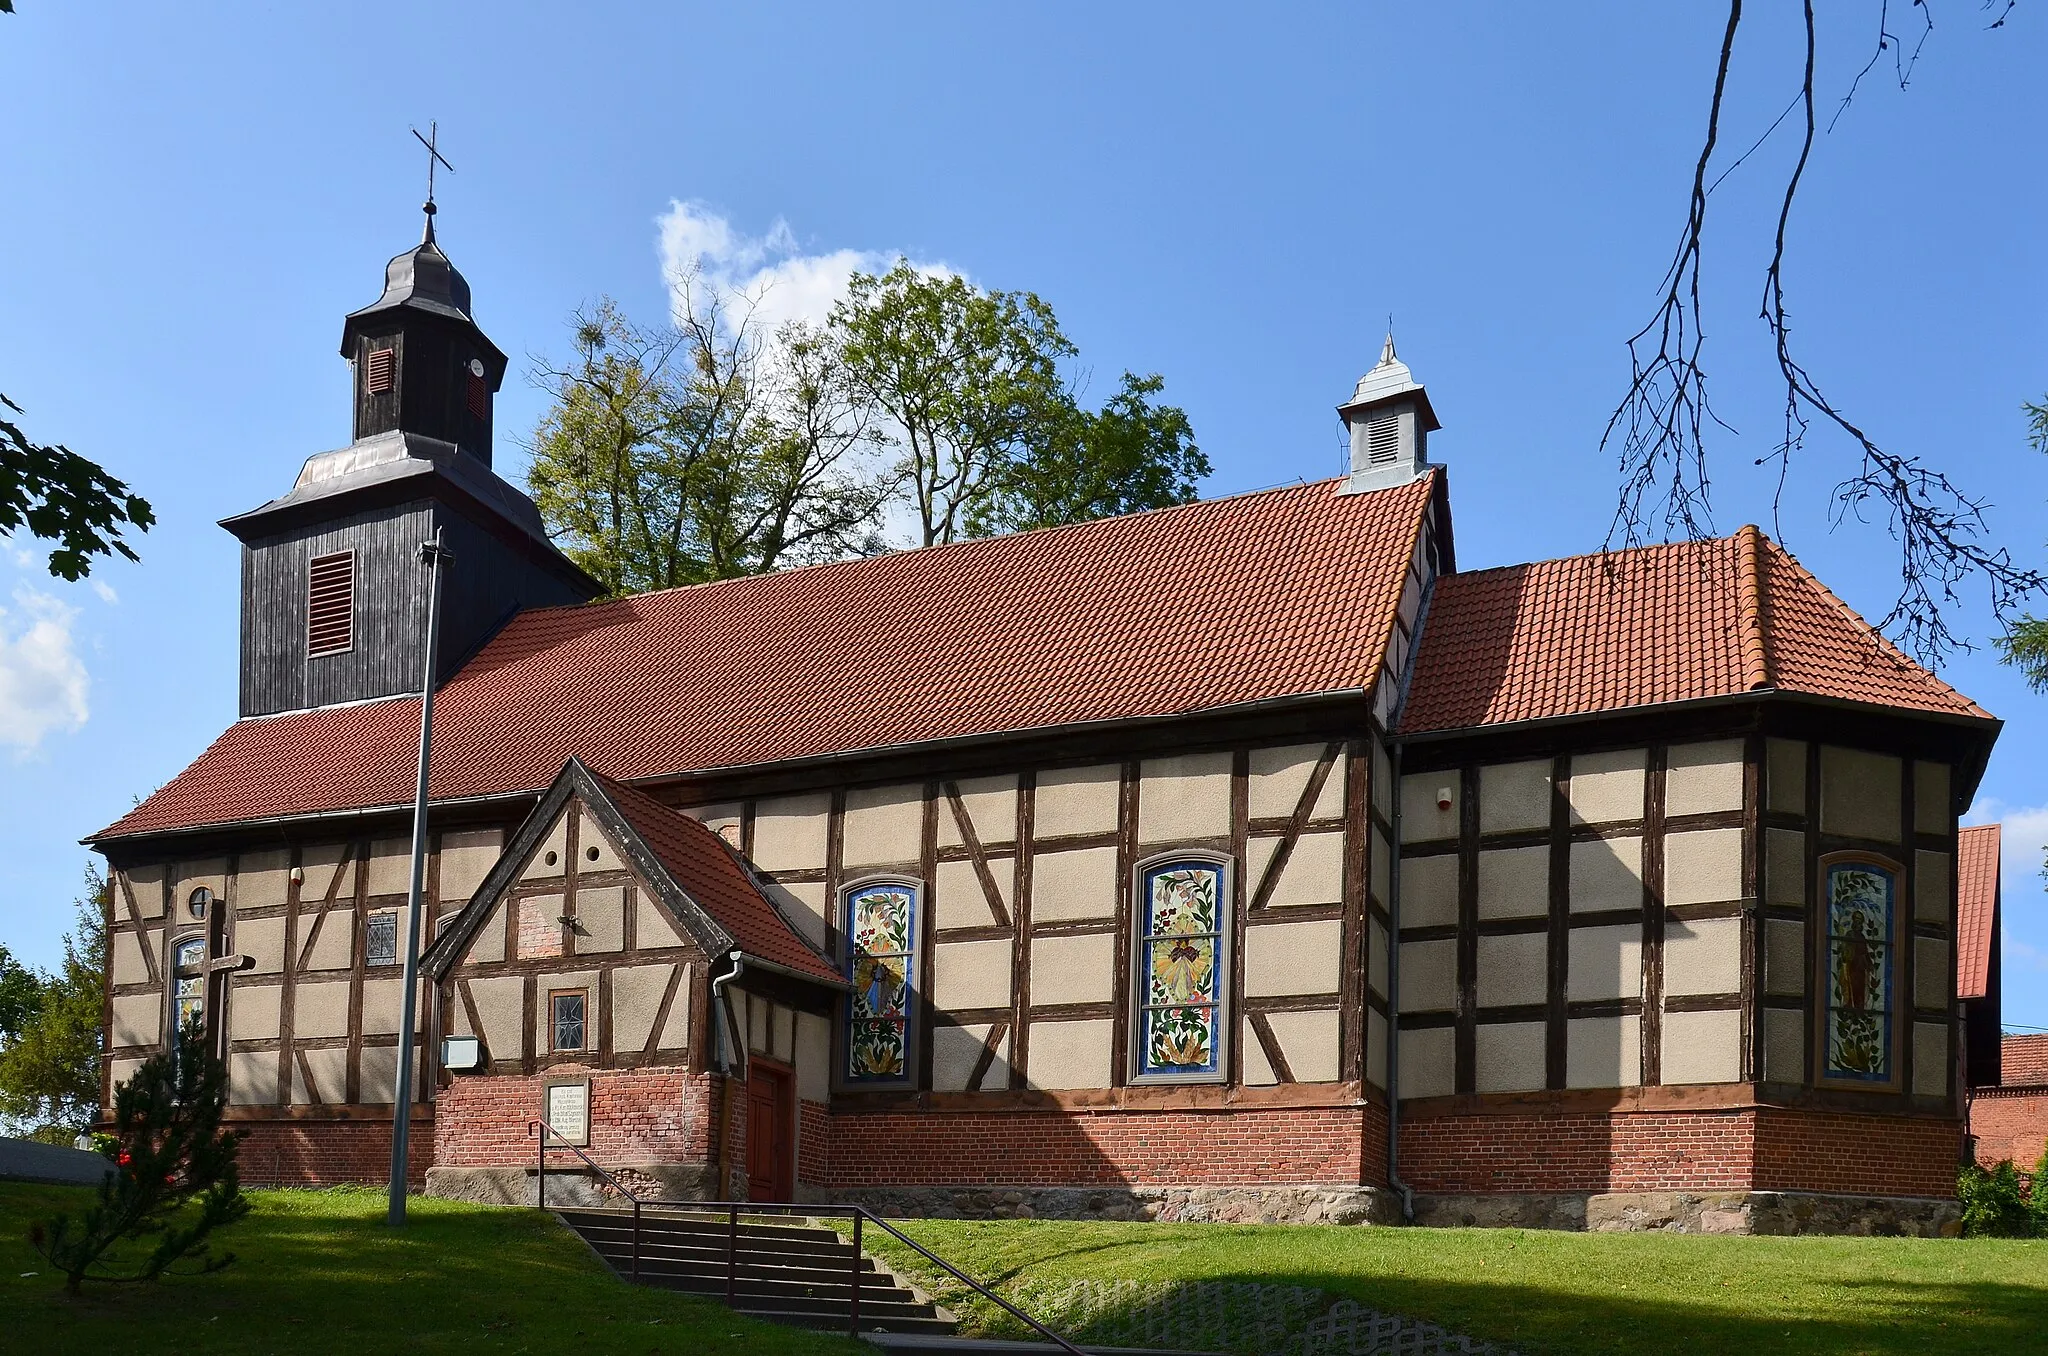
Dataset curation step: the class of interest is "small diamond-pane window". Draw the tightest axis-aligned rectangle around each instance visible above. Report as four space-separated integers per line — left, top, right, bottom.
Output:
365 913 398 968
551 991 586 1052
307 550 355 656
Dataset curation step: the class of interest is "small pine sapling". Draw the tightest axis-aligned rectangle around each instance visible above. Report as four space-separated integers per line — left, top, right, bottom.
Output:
31 1016 250 1293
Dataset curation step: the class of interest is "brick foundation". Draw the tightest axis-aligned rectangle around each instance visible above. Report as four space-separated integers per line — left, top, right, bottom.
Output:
1970 1087 2048 1169
432 1065 717 1171
233 1116 430 1188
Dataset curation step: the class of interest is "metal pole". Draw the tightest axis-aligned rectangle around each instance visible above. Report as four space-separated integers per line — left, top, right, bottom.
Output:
388 528 451 1227
726 1205 739 1306
849 1212 863 1337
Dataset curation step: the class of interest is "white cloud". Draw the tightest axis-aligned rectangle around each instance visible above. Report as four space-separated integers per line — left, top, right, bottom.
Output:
0 586 89 752
91 580 118 605
1964 797 2048 895
655 200 950 342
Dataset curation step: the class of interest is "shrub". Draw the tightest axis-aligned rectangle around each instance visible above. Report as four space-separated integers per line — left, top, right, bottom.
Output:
1958 1158 2037 1238
30 1017 249 1293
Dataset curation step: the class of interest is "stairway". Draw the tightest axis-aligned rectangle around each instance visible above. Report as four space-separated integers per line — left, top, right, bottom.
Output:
556 1206 957 1336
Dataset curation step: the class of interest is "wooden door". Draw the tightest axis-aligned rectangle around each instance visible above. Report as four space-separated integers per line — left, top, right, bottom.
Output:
744 1062 795 1202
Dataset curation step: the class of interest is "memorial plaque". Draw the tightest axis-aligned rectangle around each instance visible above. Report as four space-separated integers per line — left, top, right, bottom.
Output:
543 1080 589 1144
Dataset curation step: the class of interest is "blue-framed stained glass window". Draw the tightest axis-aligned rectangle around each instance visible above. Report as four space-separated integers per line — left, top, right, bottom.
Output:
1134 859 1228 1081
845 882 917 1083
1823 857 1898 1085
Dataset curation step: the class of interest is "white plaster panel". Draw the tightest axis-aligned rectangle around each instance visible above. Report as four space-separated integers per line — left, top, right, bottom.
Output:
933 1022 998 1092
1367 1009 1388 1089
936 857 1009 930
1137 752 1232 843
468 975 526 1058
1241 1017 1278 1086
122 865 166 919
236 916 288 975
1914 762 1952 836
1566 1015 1640 1089
366 837 412 897
1766 829 1806 906
1665 740 1746 817
1030 932 1114 1006
359 1045 421 1106
940 776 1018 848
303 907 355 972
1400 853 1459 928
1662 917 1743 997
111 992 161 1048
236 849 293 910
1476 845 1549 920
1248 830 1345 909
1568 750 1646 824
1369 918 1389 999
1398 1026 1455 1100
109 1058 145 1096
359 977 407 1036
1247 744 1344 822
575 885 626 954
657 963 694 1053
1570 836 1643 913
1371 826 1391 908
843 784 926 868
299 844 352 909
1567 924 1642 1002
523 814 570 881
1663 828 1744 906
1765 920 1805 997
1034 764 1122 839
1371 739 1392 822
229 1051 280 1106
296 1047 348 1106
1476 932 1548 1008
1266 1009 1341 1084
1244 919 1343 998
796 1011 829 1102
1025 1018 1113 1090
609 963 674 1055
1475 1021 1546 1093
1819 747 1903 843
293 979 352 1039
465 903 507 965
759 880 823 951
751 792 832 872
1914 1022 1949 1097
1480 760 1552 834
935 938 1013 1011
111 926 156 986
438 828 504 905
228 982 283 1041
1399 939 1457 1013
1915 938 1951 1011
1766 738 1807 816
1660 1008 1742 1085
1399 771 1461 844
1914 851 1949 924
1763 1008 1804 1084
1031 846 1117 922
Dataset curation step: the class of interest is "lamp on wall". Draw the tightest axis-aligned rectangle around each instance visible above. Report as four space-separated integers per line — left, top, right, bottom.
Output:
440 1035 484 1072
1436 787 1454 812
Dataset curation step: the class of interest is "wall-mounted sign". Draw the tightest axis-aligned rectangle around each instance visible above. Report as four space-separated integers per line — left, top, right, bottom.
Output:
440 1035 483 1072
543 1080 589 1146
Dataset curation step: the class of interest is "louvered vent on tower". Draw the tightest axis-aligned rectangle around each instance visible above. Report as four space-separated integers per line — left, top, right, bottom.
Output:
1365 414 1401 466
306 550 356 656
364 346 396 395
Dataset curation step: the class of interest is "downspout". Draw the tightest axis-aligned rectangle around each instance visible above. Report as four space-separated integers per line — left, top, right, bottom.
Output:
709 950 746 1199
1385 738 1415 1222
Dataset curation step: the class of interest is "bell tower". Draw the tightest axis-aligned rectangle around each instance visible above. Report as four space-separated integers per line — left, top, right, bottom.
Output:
1337 334 1440 494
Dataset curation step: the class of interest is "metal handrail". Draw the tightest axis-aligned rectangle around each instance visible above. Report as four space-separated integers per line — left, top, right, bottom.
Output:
524 1123 1082 1351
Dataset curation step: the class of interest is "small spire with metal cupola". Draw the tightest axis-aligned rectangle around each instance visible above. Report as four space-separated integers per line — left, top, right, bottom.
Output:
1337 327 1440 494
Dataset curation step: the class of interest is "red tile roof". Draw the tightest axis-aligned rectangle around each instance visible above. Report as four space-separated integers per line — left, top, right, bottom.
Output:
589 772 839 985
2004 1034 2048 1087
1957 823 2002 1002
99 475 1437 840
1398 527 1992 734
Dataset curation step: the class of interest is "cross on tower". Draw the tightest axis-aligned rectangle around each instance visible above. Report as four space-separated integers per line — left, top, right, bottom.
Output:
410 121 456 240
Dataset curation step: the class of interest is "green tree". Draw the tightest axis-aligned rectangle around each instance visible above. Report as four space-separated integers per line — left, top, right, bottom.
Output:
971 372 1208 537
0 868 109 1137
1993 396 2048 691
835 262 1075 547
2 392 154 583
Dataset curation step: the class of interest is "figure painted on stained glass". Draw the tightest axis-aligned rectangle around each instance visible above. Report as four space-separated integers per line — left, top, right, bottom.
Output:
1137 862 1224 1078
1824 861 1895 1082
846 884 915 1081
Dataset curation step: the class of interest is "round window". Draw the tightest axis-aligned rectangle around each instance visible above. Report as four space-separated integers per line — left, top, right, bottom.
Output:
188 887 213 920
543 850 559 867
585 845 600 862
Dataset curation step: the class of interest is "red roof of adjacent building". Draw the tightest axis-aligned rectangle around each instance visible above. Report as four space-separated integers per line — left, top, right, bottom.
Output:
2004 1034 2048 1087
1957 823 2002 1002
1398 526 1992 734
98 475 1437 841
590 771 839 985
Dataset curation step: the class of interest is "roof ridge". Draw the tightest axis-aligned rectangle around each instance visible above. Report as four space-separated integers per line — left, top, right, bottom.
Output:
1735 525 1771 691
1436 531 1743 585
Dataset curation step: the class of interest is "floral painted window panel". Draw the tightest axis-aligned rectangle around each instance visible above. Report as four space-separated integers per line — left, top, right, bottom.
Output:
1824 860 1896 1083
845 883 916 1083
1137 862 1226 1079
173 938 206 1035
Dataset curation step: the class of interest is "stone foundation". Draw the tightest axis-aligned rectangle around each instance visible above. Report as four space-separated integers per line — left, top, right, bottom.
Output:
819 1183 1404 1226
1416 1189 1960 1237
426 1161 717 1208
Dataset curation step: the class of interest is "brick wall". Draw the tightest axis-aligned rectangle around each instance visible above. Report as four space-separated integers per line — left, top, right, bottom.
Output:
1971 1088 2048 1170
822 1104 1383 1188
799 1098 830 1188
1751 1108 1961 1198
434 1064 716 1170
235 1117 428 1187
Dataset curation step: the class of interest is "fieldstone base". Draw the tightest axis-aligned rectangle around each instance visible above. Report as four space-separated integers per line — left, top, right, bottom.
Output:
425 1162 717 1208
818 1183 1405 1225
1416 1189 1960 1237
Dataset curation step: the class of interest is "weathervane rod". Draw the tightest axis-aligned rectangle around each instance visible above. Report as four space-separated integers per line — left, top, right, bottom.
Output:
409 121 455 241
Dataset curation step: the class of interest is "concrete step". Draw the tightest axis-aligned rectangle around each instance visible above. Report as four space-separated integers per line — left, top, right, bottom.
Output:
574 1224 874 1266
556 1206 843 1245
591 1253 895 1292
750 1308 961 1337
860 1336 1217 1355
620 1267 923 1305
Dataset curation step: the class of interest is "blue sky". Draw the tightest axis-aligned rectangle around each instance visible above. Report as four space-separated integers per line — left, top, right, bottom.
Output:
0 5 2042 1023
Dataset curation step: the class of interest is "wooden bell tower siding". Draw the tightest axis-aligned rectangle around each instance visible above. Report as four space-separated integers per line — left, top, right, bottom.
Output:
89 251 2004 1232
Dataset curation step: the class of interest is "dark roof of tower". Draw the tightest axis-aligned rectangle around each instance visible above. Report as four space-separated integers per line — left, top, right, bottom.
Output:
339 222 505 369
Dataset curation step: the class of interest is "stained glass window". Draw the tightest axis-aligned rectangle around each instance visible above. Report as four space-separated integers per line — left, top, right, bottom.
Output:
1136 860 1227 1080
365 912 398 968
550 991 587 1052
845 882 916 1083
1823 858 1897 1084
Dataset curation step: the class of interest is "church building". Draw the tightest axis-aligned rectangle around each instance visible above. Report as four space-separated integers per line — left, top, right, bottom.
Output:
89 213 2004 1235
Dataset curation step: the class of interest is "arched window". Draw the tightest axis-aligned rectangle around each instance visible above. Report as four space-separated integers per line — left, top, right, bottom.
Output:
1132 854 1232 1083
172 937 207 1037
1820 854 1900 1087
843 879 918 1085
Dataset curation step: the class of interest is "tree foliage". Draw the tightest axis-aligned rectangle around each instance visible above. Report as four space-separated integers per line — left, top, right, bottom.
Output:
1993 396 2048 691
31 1017 249 1293
0 868 107 1136
0 393 154 582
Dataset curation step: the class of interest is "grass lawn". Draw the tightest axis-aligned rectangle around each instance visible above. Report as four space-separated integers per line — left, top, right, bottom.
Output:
865 1218 2048 1356
0 1183 867 1356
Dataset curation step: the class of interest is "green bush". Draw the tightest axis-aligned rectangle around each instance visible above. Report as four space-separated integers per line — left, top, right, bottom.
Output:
1958 1156 2042 1238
